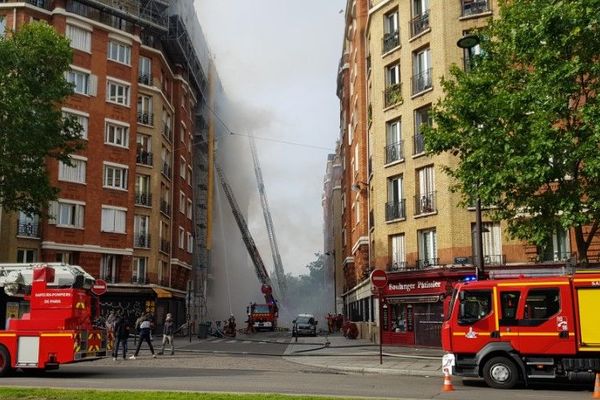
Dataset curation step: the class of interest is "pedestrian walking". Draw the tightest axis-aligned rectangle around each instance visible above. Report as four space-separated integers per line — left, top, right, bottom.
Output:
158 313 175 355
112 314 130 360
129 313 156 359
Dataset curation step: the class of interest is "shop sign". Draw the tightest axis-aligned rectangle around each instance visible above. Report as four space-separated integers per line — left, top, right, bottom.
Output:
387 280 443 294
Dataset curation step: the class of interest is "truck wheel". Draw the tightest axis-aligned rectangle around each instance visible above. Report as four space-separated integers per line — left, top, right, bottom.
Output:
0 346 12 376
483 356 519 389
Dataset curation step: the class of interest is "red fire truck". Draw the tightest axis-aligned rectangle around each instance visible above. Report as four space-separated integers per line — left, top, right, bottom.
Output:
0 263 107 375
249 284 278 331
442 270 600 389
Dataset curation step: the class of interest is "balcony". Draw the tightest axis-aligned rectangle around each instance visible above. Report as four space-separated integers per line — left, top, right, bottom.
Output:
137 112 154 126
413 134 425 155
461 0 490 17
384 83 403 108
160 200 171 215
389 261 408 271
163 124 172 141
161 163 171 178
131 275 146 284
385 140 404 164
410 10 430 37
160 239 170 254
138 74 152 86
24 0 51 10
382 31 400 53
136 151 153 166
415 191 437 215
17 221 39 238
134 233 151 248
416 258 439 269
412 68 432 95
135 192 152 207
385 199 406 221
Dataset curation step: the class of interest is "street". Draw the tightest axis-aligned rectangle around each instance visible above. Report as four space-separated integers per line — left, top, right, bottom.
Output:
0 331 595 399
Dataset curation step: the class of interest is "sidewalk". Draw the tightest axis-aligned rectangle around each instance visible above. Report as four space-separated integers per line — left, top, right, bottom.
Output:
283 333 444 377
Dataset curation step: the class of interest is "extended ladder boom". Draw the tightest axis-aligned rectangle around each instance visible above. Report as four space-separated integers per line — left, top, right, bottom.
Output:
249 135 287 296
215 164 273 287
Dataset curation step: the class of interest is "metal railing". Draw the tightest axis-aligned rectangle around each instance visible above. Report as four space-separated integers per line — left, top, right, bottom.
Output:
484 254 506 265
385 140 404 164
385 199 406 221
135 192 152 207
416 258 439 269
131 275 146 284
384 83 403 107
389 261 408 271
461 0 490 16
136 151 153 166
134 233 151 248
100 273 116 284
138 74 152 86
137 112 154 126
414 191 437 215
17 221 39 238
160 200 171 215
539 251 575 262
382 31 400 53
410 10 430 37
412 68 432 94
163 124 172 141
160 240 170 254
24 0 51 10
161 163 171 178
413 134 425 154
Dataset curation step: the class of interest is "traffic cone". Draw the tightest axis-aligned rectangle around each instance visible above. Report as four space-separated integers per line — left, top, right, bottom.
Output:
593 373 600 399
442 368 454 392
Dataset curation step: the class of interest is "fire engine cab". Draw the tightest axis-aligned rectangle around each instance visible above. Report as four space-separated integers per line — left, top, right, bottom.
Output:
442 270 600 389
0 263 107 375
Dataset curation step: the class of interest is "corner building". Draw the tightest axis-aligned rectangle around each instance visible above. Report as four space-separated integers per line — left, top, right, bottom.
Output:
0 0 213 328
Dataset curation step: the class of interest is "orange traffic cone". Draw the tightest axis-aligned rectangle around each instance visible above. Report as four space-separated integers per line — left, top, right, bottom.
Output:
442 368 454 392
593 373 600 399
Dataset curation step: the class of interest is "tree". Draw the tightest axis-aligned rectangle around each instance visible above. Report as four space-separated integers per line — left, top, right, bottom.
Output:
426 0 600 265
0 22 83 216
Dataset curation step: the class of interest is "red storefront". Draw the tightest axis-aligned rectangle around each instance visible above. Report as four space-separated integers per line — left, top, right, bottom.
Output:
382 268 475 347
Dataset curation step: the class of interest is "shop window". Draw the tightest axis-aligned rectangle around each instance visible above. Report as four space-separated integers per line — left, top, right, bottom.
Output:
458 290 491 324
524 289 560 321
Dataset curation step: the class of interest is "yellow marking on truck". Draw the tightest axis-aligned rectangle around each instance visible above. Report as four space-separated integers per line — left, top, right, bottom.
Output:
577 288 600 345
0 333 16 337
578 347 600 352
40 333 72 338
493 287 499 331
497 282 568 287
452 332 491 336
574 278 600 283
518 332 572 337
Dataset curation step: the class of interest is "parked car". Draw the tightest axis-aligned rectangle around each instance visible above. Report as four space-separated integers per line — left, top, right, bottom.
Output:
292 314 317 337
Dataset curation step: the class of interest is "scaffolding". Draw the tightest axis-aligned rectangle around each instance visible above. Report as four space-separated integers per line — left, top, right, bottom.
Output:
68 0 168 31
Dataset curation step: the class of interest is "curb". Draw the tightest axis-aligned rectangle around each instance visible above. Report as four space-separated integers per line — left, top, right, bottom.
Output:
283 357 444 377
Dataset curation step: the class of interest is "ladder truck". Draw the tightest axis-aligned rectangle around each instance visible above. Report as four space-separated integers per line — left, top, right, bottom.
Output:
0 263 107 375
249 134 287 298
216 164 279 330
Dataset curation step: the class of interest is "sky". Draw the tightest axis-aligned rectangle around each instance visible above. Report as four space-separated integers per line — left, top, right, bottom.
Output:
194 1 347 276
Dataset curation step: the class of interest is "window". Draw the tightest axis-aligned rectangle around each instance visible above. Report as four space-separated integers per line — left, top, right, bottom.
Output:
386 63 400 87
187 232 193 253
524 289 560 321
500 291 520 324
101 206 126 233
180 127 186 143
414 105 431 154
541 227 571 262
384 63 402 107
134 214 149 247
180 157 187 179
49 200 85 228
481 222 502 264
103 163 128 190
386 119 402 163
383 10 399 53
137 95 153 125
416 165 435 213
161 147 171 177
132 257 147 284
386 175 404 221
17 249 37 263
0 16 5 37
107 40 131 65
100 254 118 283
179 191 185 213
55 252 73 264
178 227 185 249
107 80 130 106
412 48 432 94
63 110 89 139
18 212 39 237
105 121 129 147
187 199 193 219
411 0 430 37
458 290 492 323
139 56 152 85
418 228 437 267
66 24 91 52
187 166 192 185
58 156 86 184
67 70 89 95
390 234 405 270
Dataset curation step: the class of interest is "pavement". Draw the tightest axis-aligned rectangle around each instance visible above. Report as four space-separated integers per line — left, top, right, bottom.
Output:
282 333 445 377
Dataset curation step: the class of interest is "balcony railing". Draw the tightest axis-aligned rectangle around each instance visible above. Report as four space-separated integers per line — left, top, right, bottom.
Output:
136 151 153 166
163 124 172 141
385 140 404 164
137 112 154 126
17 221 39 238
385 199 406 221
461 0 490 17
410 10 430 37
415 191 437 215
135 192 152 207
484 254 506 265
412 68 432 95
134 233 151 248
413 134 425 154
160 200 171 215
160 239 170 254
100 273 116 284
389 261 408 271
384 83 403 107
138 74 152 86
24 0 51 10
416 257 439 269
382 31 400 53
131 275 146 284
539 251 575 262
161 163 172 178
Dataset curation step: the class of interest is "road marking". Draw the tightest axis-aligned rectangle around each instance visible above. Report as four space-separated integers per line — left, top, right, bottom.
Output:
226 340 237 343
276 339 286 343
258 341 267 344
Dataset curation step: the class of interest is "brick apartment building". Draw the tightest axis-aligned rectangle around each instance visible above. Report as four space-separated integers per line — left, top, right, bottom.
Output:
0 0 213 327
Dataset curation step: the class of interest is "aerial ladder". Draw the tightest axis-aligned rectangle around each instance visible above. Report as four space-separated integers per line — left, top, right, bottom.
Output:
248 134 287 298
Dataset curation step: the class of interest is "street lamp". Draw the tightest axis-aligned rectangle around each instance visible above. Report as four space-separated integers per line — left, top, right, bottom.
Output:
457 34 485 280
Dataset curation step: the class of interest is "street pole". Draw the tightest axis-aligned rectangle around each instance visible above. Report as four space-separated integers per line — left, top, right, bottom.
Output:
475 197 485 280
379 290 383 365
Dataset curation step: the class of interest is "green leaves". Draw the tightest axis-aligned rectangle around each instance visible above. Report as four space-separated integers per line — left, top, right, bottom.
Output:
425 0 600 264
0 22 84 215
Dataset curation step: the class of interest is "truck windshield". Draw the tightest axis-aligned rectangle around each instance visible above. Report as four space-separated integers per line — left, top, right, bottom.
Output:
459 290 492 324
253 305 270 313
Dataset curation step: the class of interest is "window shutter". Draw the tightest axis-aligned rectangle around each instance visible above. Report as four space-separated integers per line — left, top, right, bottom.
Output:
76 205 84 228
88 74 98 96
48 201 58 224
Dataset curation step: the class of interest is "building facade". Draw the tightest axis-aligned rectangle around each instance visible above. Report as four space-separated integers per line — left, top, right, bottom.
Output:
0 0 213 328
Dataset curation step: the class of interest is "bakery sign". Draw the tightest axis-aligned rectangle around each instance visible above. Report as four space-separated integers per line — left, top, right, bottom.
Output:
387 280 444 295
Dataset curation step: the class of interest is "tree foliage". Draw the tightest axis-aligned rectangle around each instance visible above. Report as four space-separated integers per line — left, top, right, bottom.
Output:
284 253 329 317
425 0 600 264
0 22 84 215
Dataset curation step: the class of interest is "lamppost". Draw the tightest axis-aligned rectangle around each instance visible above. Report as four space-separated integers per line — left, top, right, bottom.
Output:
457 34 485 280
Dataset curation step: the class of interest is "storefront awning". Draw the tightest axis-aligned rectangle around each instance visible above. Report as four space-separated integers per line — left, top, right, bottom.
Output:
387 295 441 304
153 287 173 298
